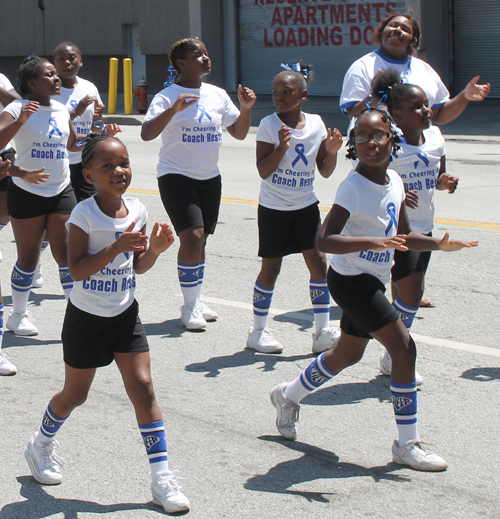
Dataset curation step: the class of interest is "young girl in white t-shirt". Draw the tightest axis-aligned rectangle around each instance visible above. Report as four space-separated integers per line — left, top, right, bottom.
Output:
371 69 459 382
0 56 81 336
53 41 121 202
141 37 256 331
24 134 190 514
270 108 477 472
247 64 343 355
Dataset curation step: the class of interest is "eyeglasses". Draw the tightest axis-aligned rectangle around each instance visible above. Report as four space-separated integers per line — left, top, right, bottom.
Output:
353 131 391 144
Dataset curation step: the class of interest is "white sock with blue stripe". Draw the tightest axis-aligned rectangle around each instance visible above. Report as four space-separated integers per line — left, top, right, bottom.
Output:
391 380 418 446
195 261 205 299
11 262 34 314
310 279 330 332
59 264 73 301
284 352 338 404
251 281 274 332
140 420 169 479
35 401 68 443
178 262 201 306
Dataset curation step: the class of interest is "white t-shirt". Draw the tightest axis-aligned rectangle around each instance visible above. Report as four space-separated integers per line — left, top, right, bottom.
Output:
340 49 450 116
391 126 445 234
67 196 148 317
4 99 71 197
256 112 327 211
330 168 405 284
143 82 240 180
0 73 16 154
53 77 102 165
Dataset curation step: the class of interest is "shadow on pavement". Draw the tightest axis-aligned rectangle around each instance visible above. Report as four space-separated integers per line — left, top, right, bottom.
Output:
185 350 313 378
460 367 500 382
303 377 391 407
0 476 160 519
245 436 409 502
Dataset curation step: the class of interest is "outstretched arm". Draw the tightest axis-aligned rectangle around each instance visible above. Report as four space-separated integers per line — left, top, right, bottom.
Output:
432 76 490 124
226 85 256 140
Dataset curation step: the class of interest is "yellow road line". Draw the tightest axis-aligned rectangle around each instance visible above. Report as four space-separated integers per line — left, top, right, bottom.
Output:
127 188 500 230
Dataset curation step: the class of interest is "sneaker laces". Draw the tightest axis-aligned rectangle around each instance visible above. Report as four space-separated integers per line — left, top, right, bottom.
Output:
408 440 433 454
21 311 37 324
157 470 185 493
38 440 64 471
281 400 300 426
0 351 13 362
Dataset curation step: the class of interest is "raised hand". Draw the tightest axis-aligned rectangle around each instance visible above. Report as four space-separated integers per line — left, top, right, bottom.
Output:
325 127 343 154
172 93 199 113
149 222 175 255
371 234 408 252
464 76 491 101
19 101 40 124
405 190 419 208
238 84 257 109
438 173 458 194
438 232 478 252
277 124 292 150
112 221 148 254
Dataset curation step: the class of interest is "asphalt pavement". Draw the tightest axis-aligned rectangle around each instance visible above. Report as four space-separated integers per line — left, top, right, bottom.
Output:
0 109 499 519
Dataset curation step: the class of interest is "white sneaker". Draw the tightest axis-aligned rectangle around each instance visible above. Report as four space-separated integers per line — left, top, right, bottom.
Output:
180 302 207 330
270 383 300 440
379 351 423 386
151 470 190 513
0 351 17 376
25 431 64 484
197 297 218 321
312 326 340 354
32 259 43 288
246 328 283 354
392 439 447 471
6 311 38 336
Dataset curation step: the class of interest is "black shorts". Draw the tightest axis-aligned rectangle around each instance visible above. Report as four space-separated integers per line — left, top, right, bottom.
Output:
0 148 15 191
62 299 149 369
327 267 398 339
70 162 96 202
392 232 432 283
258 202 320 258
7 182 77 219
158 173 221 235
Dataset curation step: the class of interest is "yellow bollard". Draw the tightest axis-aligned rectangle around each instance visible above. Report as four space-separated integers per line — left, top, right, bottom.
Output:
108 58 118 115
123 58 133 115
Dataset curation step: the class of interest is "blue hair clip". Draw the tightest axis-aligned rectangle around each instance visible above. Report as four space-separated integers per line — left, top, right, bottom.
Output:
164 66 178 88
280 60 310 79
377 86 392 106
365 94 374 109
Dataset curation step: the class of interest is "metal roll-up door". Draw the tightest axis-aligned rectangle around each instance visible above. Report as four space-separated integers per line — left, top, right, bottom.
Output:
453 0 500 98
238 0 410 96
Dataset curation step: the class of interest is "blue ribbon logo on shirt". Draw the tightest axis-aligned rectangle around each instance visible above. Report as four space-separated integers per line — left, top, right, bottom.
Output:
291 143 308 167
417 152 430 166
70 100 78 109
197 105 212 123
385 203 398 236
48 118 63 138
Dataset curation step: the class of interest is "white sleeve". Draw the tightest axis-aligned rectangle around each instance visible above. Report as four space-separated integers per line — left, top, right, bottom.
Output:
221 90 240 128
333 179 359 217
339 60 370 115
143 92 171 123
0 74 15 92
3 100 22 119
66 204 90 233
255 118 275 145
427 65 450 107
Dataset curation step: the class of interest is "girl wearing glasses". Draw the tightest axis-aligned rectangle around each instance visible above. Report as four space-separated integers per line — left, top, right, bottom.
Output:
270 108 477 472
246 63 343 355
